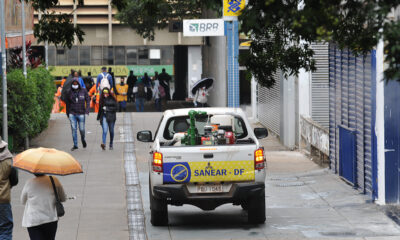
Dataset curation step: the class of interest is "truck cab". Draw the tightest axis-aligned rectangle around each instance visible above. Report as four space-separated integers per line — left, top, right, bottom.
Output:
137 108 268 226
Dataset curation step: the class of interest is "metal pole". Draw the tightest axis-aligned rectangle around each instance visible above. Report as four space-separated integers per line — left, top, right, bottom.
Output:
0 0 8 142
21 0 27 77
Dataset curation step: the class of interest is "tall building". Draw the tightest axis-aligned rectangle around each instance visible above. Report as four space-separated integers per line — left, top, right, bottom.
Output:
0 0 34 53
34 0 203 100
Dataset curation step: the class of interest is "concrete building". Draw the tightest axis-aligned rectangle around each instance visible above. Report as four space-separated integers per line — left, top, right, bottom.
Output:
0 0 35 55
34 0 203 100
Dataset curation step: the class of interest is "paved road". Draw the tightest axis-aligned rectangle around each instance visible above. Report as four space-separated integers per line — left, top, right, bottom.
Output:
132 112 400 240
10 111 400 240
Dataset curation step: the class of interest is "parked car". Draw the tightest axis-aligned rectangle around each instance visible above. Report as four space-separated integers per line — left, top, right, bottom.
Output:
137 107 268 225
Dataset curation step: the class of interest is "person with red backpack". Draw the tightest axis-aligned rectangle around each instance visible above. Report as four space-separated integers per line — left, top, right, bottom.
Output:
96 67 113 92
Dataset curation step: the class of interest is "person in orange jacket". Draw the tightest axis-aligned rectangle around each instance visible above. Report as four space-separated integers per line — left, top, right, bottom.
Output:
88 84 100 113
54 78 67 113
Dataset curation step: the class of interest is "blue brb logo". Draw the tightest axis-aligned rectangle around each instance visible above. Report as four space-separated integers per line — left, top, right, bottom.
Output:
227 0 242 13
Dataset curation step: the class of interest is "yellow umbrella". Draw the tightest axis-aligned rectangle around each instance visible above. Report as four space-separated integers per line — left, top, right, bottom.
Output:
13 148 83 175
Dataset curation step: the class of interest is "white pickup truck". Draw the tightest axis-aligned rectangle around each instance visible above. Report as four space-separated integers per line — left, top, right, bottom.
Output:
137 108 268 226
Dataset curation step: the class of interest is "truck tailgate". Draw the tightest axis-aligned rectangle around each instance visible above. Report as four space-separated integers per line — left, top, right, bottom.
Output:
161 145 256 183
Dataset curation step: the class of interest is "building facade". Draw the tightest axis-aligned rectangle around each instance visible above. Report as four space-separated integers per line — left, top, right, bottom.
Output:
34 0 203 100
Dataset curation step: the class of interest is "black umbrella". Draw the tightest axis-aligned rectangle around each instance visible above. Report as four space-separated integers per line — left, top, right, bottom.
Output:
191 78 214 95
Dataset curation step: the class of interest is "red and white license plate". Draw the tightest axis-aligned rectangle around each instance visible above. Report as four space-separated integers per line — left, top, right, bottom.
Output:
196 184 223 193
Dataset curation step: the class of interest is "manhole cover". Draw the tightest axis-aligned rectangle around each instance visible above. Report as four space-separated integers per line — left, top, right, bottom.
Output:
275 182 305 187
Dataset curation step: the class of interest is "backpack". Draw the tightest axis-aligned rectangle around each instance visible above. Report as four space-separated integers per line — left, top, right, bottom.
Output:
158 85 166 98
61 76 73 102
137 83 147 98
99 73 111 90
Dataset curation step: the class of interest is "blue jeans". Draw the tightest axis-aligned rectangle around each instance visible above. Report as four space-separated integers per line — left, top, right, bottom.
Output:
102 116 115 146
135 97 145 112
155 98 162 112
69 114 85 147
0 203 13 240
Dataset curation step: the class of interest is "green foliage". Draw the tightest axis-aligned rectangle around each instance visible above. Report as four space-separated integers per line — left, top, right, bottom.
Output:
116 0 221 40
0 68 55 148
34 13 85 48
240 0 400 87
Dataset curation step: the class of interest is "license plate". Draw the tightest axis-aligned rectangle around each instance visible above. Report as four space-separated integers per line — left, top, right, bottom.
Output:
196 184 223 193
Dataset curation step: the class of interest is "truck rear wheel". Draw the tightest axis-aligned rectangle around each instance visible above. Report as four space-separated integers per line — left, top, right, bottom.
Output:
149 181 168 226
248 191 266 224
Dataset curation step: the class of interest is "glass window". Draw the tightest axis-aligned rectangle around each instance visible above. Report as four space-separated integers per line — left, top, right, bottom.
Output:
161 47 173 65
114 46 125 65
138 48 149 65
48 46 56 66
67 46 78 65
103 46 114 65
56 48 67 66
150 49 161 65
91 46 102 65
126 47 137 65
162 114 248 141
79 46 90 65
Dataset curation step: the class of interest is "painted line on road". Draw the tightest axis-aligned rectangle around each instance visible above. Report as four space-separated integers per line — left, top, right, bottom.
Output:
123 113 147 240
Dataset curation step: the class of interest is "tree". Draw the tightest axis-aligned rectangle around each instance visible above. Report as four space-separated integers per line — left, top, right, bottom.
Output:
8 41 42 69
240 0 400 87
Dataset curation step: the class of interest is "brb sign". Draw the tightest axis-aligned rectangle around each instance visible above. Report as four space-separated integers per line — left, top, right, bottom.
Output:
183 19 224 37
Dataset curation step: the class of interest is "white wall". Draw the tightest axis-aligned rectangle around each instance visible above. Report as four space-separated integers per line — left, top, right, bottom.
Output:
187 46 202 97
298 68 311 118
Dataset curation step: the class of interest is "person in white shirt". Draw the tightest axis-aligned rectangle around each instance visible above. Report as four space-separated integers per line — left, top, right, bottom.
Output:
193 86 209 107
152 77 162 112
21 174 66 240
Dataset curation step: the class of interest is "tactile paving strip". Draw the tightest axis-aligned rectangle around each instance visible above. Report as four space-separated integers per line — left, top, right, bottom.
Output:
124 113 147 240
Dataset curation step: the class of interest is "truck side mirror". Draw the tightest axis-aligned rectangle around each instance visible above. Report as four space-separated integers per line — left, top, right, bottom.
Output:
137 130 153 142
254 128 268 139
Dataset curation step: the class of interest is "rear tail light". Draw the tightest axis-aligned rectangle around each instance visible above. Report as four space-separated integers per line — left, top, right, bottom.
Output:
152 152 163 172
254 148 265 170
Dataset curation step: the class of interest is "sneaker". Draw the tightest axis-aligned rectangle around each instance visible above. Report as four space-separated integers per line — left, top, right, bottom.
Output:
82 139 87 148
71 146 78 151
109 145 113 150
100 144 105 150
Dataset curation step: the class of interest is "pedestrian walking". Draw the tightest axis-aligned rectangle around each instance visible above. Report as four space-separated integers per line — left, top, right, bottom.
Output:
83 72 94 90
193 86 209 107
108 67 119 95
152 75 164 112
73 71 86 89
143 73 153 101
0 139 17 240
127 70 137 102
116 77 128 112
134 77 147 112
158 68 171 101
96 67 113 92
97 88 118 150
21 174 66 240
66 78 90 151
88 84 100 113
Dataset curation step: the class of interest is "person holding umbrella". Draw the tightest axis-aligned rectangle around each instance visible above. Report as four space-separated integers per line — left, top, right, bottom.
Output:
14 148 83 240
191 78 214 107
21 173 66 240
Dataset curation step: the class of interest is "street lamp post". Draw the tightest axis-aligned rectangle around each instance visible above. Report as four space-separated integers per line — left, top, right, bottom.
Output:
0 0 8 142
22 0 27 78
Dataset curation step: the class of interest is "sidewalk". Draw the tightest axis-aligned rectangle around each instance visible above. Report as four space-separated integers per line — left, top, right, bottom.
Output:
131 112 400 240
11 113 129 240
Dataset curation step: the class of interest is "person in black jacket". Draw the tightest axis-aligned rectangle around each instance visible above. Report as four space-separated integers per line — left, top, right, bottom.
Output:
127 70 137 102
97 88 118 150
